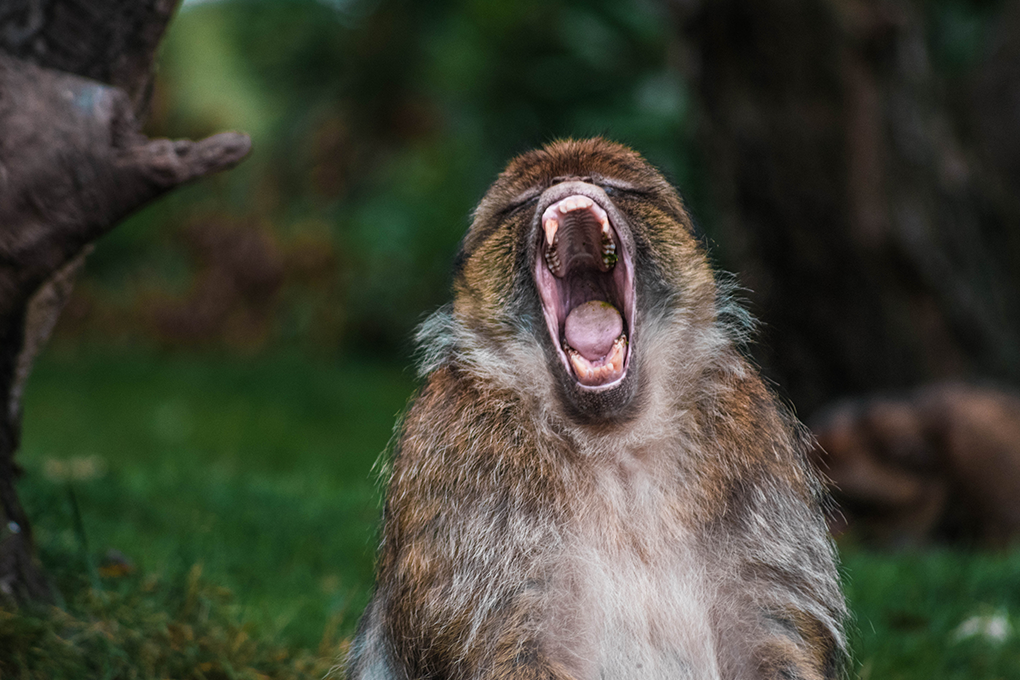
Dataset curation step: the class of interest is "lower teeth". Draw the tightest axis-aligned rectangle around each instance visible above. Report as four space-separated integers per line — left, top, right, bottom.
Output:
564 335 627 384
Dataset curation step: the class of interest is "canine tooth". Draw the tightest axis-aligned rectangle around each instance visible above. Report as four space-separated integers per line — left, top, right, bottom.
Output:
565 335 628 385
568 351 592 381
608 337 626 370
544 217 559 246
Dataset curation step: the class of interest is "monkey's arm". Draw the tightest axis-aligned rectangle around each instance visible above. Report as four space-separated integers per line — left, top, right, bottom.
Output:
354 369 578 680
702 472 844 680
700 378 847 680
711 526 845 680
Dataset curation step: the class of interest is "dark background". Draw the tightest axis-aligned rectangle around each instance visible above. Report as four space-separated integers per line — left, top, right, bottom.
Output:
53 0 1019 419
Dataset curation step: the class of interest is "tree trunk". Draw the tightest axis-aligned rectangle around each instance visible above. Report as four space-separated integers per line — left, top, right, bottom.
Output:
675 0 1020 416
0 0 250 604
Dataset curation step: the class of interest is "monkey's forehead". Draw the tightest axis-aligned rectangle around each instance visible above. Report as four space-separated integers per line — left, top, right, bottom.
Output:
498 138 662 187
459 138 690 260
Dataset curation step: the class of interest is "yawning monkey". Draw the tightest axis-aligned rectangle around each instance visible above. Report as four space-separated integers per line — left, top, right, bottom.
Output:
346 139 846 680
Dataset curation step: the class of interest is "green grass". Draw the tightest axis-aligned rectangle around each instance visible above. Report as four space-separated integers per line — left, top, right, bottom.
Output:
6 349 1020 677
842 547 1020 679
16 349 416 653
0 563 339 679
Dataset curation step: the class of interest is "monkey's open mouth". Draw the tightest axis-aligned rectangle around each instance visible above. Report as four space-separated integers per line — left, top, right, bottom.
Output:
535 191 634 390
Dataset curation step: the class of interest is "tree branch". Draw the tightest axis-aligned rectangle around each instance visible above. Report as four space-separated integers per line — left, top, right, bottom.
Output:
0 0 250 604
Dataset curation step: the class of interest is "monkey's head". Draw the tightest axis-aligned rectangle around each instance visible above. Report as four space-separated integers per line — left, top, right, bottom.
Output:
439 138 717 424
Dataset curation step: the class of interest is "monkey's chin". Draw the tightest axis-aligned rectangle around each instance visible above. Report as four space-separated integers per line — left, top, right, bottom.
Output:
552 353 640 424
533 181 637 409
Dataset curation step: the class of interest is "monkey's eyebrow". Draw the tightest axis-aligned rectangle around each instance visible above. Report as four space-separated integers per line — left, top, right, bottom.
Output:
594 176 647 194
501 188 541 215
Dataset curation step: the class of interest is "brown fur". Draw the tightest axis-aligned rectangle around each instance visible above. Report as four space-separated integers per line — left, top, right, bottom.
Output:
346 139 846 679
811 382 1020 547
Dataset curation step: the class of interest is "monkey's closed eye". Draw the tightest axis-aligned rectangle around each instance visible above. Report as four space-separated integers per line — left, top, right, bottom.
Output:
595 179 650 198
501 192 540 219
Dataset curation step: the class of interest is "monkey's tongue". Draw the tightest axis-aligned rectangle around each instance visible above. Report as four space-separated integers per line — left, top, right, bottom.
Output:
564 301 623 361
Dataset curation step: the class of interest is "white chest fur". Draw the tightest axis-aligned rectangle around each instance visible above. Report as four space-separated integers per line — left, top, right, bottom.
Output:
543 455 722 680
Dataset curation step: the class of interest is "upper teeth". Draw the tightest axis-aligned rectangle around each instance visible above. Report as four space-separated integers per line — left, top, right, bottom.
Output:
542 195 617 276
542 196 608 246
557 196 593 213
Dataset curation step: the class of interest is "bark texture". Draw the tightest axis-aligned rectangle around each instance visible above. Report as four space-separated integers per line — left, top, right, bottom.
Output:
676 0 1020 415
0 0 250 603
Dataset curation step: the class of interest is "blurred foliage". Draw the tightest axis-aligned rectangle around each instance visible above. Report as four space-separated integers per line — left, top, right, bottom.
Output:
60 0 1005 359
926 0 1004 75
66 0 693 358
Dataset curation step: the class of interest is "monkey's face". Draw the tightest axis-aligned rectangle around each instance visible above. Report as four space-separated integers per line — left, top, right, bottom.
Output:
529 178 638 419
454 139 712 424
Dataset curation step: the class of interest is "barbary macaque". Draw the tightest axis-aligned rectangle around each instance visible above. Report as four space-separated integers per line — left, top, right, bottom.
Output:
346 139 846 679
